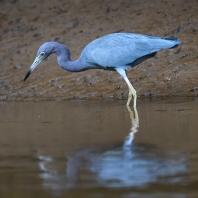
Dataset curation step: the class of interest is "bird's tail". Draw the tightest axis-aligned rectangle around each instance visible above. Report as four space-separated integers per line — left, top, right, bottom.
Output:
162 37 181 48
150 36 181 50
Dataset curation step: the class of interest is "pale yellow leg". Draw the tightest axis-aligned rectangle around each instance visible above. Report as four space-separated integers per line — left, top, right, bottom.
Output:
115 68 137 108
124 76 137 108
126 88 132 106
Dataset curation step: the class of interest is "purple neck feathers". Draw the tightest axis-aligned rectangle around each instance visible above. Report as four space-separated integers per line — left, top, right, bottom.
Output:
53 43 88 72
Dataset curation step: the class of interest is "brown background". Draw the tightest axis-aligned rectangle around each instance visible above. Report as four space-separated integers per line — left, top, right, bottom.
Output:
0 0 198 101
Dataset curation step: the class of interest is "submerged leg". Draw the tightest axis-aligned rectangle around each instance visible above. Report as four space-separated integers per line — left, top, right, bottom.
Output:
115 68 137 107
127 105 139 121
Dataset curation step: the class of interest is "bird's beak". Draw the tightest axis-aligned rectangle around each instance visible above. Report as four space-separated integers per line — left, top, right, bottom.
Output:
23 54 44 81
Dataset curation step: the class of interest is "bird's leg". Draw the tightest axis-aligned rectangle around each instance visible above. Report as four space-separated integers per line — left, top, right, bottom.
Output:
115 68 137 108
127 87 133 106
124 76 137 107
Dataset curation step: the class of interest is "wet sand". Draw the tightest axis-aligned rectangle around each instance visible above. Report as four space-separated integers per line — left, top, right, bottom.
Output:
0 99 198 197
0 0 198 101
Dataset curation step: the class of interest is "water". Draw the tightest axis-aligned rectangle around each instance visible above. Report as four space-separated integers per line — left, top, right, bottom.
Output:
0 98 198 198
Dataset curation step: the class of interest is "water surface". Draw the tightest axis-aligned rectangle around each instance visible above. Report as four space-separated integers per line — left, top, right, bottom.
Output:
0 98 198 198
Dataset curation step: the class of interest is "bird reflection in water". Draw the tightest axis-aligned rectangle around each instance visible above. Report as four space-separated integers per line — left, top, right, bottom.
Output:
37 107 139 191
123 106 139 150
37 106 186 194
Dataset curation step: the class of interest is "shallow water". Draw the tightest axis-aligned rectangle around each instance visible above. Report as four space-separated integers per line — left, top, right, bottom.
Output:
0 98 198 198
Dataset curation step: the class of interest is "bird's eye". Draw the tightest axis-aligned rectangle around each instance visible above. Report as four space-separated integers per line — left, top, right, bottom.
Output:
40 52 45 56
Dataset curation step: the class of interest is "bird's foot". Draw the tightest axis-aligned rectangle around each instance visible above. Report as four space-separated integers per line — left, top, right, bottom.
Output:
126 93 137 108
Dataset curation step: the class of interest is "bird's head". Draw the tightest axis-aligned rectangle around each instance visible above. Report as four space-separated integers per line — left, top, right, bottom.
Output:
23 42 56 81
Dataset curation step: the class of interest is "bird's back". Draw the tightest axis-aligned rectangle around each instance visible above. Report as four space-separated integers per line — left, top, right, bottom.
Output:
80 33 180 71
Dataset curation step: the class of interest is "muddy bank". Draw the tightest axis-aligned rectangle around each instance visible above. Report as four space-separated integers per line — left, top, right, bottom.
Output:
0 0 198 101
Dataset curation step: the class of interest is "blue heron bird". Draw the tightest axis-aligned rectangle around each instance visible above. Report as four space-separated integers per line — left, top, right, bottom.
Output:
24 33 180 107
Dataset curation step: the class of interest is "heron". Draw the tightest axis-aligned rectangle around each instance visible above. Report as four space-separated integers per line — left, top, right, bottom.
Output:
24 33 180 107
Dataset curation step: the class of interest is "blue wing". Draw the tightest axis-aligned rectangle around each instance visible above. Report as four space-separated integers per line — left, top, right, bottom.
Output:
80 33 180 71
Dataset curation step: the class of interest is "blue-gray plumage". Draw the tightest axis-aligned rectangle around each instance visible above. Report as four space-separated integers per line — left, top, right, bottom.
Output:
24 33 180 107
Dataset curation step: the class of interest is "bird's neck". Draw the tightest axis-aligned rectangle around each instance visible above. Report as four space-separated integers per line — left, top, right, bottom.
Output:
54 43 88 72
59 59 88 72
